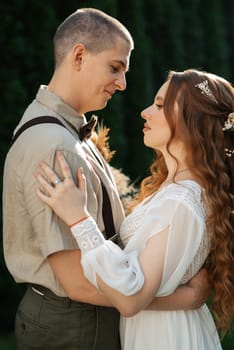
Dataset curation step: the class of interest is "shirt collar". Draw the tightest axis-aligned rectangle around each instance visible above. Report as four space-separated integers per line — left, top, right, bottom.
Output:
36 85 87 132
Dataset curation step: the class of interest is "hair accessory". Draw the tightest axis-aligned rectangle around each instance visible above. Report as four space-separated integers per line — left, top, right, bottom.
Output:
195 80 217 103
223 112 234 131
224 147 234 158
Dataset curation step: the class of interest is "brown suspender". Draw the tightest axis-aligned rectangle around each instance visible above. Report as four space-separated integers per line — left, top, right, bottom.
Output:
9 116 67 147
9 116 123 247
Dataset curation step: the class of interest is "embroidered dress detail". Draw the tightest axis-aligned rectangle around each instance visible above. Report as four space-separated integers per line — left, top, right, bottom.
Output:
70 217 144 295
181 233 210 284
71 217 105 252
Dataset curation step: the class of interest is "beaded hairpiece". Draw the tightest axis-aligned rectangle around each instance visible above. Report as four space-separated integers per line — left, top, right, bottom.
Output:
225 147 234 158
223 112 234 131
223 113 234 158
195 81 234 158
195 80 217 103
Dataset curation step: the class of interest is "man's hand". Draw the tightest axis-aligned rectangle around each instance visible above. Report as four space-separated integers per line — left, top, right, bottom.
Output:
186 268 211 309
146 268 211 311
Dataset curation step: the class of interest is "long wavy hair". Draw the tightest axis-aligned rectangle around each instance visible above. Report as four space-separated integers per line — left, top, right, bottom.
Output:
131 69 234 336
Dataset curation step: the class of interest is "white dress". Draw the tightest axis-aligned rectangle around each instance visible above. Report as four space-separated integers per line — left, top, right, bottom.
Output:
71 180 222 350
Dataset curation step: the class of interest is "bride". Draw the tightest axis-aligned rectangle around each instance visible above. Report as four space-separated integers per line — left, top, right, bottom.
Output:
36 69 234 349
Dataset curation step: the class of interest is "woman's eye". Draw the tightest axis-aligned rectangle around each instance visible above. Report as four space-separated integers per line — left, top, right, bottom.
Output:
156 104 163 109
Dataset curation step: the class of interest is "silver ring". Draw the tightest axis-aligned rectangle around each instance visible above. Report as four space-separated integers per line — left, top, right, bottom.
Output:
54 177 62 185
64 175 72 180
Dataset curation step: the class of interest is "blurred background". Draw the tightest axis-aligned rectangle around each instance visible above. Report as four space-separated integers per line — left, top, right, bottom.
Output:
0 0 233 348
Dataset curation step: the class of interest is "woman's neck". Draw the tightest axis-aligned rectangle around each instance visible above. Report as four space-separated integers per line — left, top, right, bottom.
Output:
162 149 196 183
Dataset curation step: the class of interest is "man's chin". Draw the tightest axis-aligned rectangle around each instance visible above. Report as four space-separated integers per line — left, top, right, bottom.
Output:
97 101 108 110
89 99 109 112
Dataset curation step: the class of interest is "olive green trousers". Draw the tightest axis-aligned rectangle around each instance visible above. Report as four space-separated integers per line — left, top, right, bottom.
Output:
15 285 121 350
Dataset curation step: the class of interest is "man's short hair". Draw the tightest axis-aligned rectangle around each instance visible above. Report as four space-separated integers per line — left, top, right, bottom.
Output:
54 8 134 67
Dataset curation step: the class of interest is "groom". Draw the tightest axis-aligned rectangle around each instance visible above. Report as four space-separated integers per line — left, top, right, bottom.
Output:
3 7 209 350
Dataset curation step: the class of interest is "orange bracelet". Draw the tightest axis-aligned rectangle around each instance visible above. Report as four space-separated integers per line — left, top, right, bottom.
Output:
68 215 90 228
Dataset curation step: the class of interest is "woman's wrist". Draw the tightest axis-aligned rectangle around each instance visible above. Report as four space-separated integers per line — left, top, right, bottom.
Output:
67 210 90 227
69 215 90 228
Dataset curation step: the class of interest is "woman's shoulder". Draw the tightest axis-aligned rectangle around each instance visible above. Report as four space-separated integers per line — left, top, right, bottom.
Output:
160 180 206 219
164 180 202 198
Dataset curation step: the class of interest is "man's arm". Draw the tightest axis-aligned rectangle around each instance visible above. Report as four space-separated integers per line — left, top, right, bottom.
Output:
49 249 210 310
48 249 113 306
146 268 210 311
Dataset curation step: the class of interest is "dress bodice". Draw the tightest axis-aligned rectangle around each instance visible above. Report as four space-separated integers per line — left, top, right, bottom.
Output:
120 180 210 292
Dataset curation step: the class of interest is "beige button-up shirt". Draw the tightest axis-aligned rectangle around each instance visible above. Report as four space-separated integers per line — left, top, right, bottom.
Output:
3 86 125 296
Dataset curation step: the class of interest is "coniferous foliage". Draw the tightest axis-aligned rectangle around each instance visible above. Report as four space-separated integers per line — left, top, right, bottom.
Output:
199 0 230 78
118 0 154 181
0 1 233 347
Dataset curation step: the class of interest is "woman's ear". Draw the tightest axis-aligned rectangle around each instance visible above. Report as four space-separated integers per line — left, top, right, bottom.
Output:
72 43 86 71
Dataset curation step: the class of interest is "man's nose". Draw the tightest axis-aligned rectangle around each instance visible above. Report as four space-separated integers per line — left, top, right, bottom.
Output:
114 74 127 91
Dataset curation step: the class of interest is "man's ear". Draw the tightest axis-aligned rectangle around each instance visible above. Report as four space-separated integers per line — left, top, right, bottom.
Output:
72 43 87 71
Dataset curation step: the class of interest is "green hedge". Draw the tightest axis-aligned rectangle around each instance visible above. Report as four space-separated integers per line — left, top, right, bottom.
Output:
0 1 233 347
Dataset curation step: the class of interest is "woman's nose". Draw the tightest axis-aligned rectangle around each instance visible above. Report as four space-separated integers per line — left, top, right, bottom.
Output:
141 108 151 120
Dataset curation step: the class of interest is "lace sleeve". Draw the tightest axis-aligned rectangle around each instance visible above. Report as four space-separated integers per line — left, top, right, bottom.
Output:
71 217 144 295
155 188 207 296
